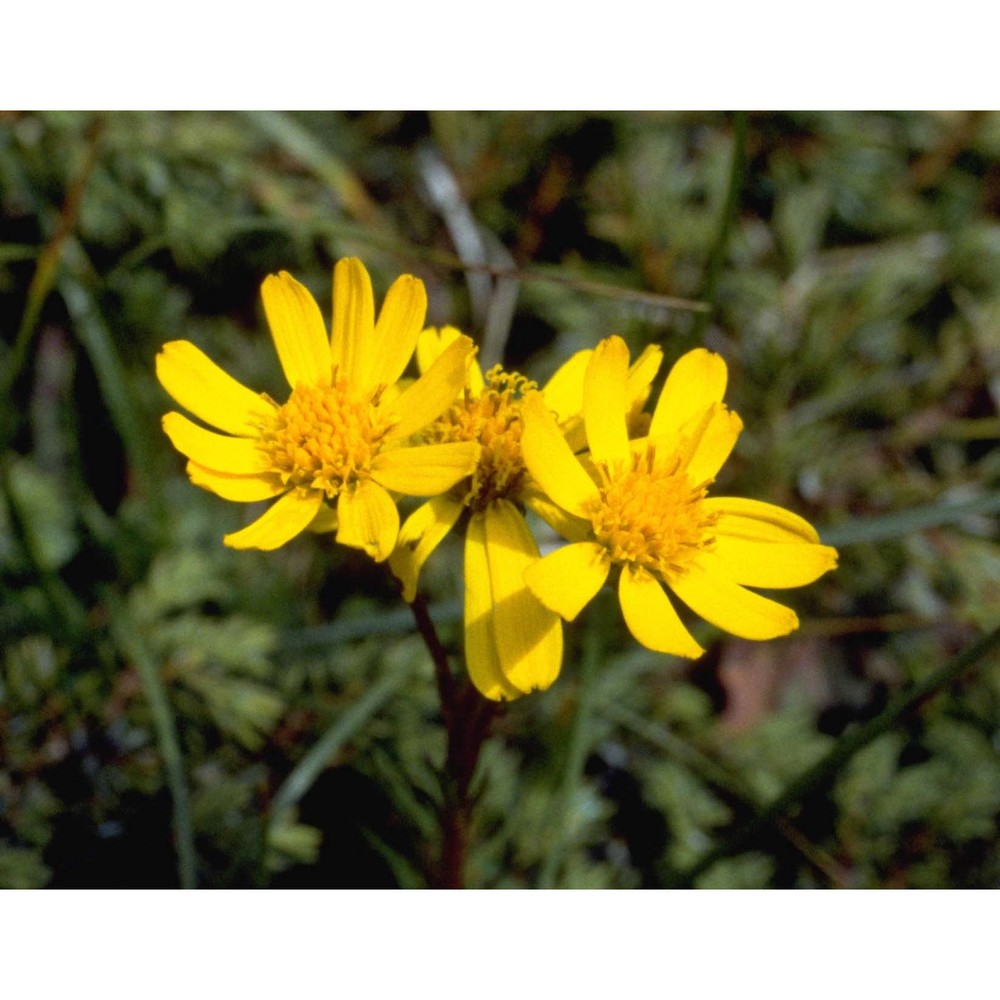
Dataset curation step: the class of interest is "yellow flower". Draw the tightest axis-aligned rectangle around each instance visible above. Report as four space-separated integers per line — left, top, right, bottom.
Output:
156 258 479 560
389 327 661 700
520 336 838 656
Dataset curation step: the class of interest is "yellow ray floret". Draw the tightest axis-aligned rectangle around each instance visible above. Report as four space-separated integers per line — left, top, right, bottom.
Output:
520 336 838 656
156 259 478 560
388 329 663 700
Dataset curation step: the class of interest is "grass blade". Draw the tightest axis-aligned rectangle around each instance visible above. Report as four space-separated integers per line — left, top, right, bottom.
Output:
267 664 414 826
820 493 1000 547
59 273 167 533
538 613 602 888
109 594 197 889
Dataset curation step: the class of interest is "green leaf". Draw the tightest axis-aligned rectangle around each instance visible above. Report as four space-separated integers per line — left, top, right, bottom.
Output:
267 665 415 826
6 457 78 571
266 816 323 873
0 846 51 889
820 493 1000 546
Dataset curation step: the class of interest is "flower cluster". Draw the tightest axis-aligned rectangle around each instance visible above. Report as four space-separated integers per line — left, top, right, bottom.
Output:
157 259 478 559
157 259 837 700
520 337 838 658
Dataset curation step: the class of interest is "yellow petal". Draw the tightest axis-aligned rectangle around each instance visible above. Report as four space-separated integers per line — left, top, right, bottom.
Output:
186 461 286 502
543 349 592 454
223 489 323 551
418 326 484 393
558 422 586 456
388 495 464 602
680 402 744 485
625 343 664 410
706 496 822 544
618 565 704 657
650 348 729 439
261 271 331 389
156 341 277 437
520 392 598 518
372 441 478 496
465 514 525 701
523 541 609 620
380 333 475 442
162 412 270 475
483 500 562 694
522 490 594 544
542 348 592 424
365 274 427 391
306 503 338 534
584 335 630 468
415 326 447 374
329 257 375 384
669 553 799 641
335 479 399 562
711 537 838 589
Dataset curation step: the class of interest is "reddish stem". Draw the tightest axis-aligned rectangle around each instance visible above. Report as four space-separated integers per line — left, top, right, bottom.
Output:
410 596 500 888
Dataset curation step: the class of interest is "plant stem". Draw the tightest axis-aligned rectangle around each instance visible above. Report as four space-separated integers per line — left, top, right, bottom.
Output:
437 689 499 888
411 595 457 725
410 596 499 888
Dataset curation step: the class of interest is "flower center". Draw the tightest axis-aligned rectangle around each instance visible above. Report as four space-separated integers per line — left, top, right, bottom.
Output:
262 378 384 498
588 447 716 579
429 365 536 511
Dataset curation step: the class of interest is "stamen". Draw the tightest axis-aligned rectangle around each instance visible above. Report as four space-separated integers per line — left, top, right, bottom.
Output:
427 366 537 510
588 444 717 579
260 378 385 498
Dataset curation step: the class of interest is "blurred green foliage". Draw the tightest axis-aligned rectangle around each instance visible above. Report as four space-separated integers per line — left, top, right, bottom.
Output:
1 110 998 887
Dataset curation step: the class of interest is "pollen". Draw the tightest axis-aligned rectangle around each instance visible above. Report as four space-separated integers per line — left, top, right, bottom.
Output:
261 377 384 498
430 365 536 510
588 446 717 579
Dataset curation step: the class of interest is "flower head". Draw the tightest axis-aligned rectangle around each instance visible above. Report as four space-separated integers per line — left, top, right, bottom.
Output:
156 259 478 560
388 328 661 700
520 336 838 657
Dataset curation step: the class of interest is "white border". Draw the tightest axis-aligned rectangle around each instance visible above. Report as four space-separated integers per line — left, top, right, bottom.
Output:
6 2 997 109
